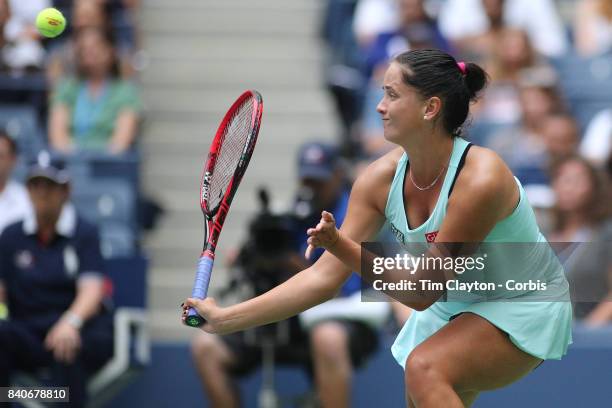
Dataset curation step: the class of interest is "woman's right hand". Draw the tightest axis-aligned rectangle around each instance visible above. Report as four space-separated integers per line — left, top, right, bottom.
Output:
181 297 227 334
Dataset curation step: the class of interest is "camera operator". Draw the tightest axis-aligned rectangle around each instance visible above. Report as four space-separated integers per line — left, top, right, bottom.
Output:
293 142 387 408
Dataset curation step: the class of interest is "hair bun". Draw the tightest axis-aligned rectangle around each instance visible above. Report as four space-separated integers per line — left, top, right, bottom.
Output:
463 62 488 99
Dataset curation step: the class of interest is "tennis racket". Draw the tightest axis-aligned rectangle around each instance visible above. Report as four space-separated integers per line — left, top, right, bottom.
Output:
184 90 263 327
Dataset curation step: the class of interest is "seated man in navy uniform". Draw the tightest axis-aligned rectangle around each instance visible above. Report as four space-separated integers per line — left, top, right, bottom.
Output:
0 154 113 407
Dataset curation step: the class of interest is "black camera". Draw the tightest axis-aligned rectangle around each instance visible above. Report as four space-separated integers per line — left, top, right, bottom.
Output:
223 188 299 297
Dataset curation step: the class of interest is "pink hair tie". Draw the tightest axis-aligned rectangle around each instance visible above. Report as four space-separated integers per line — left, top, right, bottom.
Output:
457 61 467 75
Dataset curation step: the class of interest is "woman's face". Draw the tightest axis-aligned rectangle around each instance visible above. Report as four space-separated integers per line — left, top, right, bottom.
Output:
519 87 556 124
376 63 428 143
542 116 578 158
553 160 594 213
498 29 532 69
77 31 114 78
399 0 426 25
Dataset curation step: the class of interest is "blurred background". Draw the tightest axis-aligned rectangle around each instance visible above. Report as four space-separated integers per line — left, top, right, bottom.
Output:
1 0 611 406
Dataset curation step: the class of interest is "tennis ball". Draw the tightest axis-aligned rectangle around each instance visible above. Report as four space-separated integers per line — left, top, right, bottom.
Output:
36 8 66 38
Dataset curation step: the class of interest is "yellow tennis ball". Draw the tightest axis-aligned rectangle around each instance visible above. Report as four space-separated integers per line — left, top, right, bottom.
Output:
36 8 66 38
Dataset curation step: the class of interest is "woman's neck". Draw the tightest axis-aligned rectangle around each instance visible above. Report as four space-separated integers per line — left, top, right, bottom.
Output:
88 75 108 87
400 131 455 186
87 77 107 98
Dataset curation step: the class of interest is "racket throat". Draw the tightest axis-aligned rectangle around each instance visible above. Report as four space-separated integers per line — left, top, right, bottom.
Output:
201 249 215 259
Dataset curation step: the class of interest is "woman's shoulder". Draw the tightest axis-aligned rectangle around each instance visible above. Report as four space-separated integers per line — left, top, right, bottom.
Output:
351 148 404 210
359 147 404 186
109 79 139 94
51 77 82 104
108 79 142 108
462 144 513 183
55 77 81 91
453 144 518 215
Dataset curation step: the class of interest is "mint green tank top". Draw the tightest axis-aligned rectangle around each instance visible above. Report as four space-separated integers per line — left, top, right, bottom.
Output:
384 137 568 304
385 137 541 245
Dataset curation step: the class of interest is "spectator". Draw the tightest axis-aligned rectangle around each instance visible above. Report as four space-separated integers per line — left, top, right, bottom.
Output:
0 153 113 406
49 28 142 154
47 0 113 85
480 67 565 182
450 0 507 62
0 131 30 234
321 0 366 157
364 0 451 79
3 0 49 73
579 107 612 168
294 142 387 408
438 0 568 58
472 29 549 125
0 0 9 69
352 0 400 48
105 0 141 52
541 113 580 167
574 0 612 57
548 156 612 322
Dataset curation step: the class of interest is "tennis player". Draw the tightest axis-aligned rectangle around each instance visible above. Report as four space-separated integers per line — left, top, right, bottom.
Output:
183 49 572 407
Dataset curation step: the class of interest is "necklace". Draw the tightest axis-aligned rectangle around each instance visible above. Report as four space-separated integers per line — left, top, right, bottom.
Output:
409 164 446 191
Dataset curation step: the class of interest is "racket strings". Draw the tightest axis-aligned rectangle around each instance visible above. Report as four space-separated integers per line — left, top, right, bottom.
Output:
207 97 256 211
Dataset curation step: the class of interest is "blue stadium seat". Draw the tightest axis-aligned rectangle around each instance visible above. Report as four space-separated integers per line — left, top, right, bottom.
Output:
72 179 137 233
465 121 513 147
551 53 612 131
100 223 136 259
87 255 149 407
0 104 45 157
60 150 142 196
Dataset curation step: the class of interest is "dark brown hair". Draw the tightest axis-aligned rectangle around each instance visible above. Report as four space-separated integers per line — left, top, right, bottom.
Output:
393 49 489 137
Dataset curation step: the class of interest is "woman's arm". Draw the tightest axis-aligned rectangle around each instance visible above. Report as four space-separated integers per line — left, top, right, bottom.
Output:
307 147 519 310
44 277 105 363
183 156 393 334
48 104 74 153
64 277 105 323
574 0 600 57
108 110 139 154
108 110 138 154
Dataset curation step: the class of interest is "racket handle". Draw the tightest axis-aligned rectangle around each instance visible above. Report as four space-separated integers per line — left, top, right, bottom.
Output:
185 255 214 328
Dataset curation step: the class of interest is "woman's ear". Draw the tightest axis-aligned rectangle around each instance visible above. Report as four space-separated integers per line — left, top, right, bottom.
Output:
423 96 442 120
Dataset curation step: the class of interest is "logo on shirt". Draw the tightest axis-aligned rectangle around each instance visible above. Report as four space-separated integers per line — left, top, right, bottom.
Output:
425 231 438 243
389 223 406 244
14 250 33 270
63 246 79 278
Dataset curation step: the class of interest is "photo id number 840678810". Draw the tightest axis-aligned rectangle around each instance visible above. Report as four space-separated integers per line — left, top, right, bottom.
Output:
0 387 69 402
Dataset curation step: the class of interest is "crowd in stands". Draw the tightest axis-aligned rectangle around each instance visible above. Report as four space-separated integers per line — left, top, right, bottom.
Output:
0 0 144 258
0 1 142 405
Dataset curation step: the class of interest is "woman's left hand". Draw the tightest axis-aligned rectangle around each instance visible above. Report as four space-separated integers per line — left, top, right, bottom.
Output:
305 211 340 259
